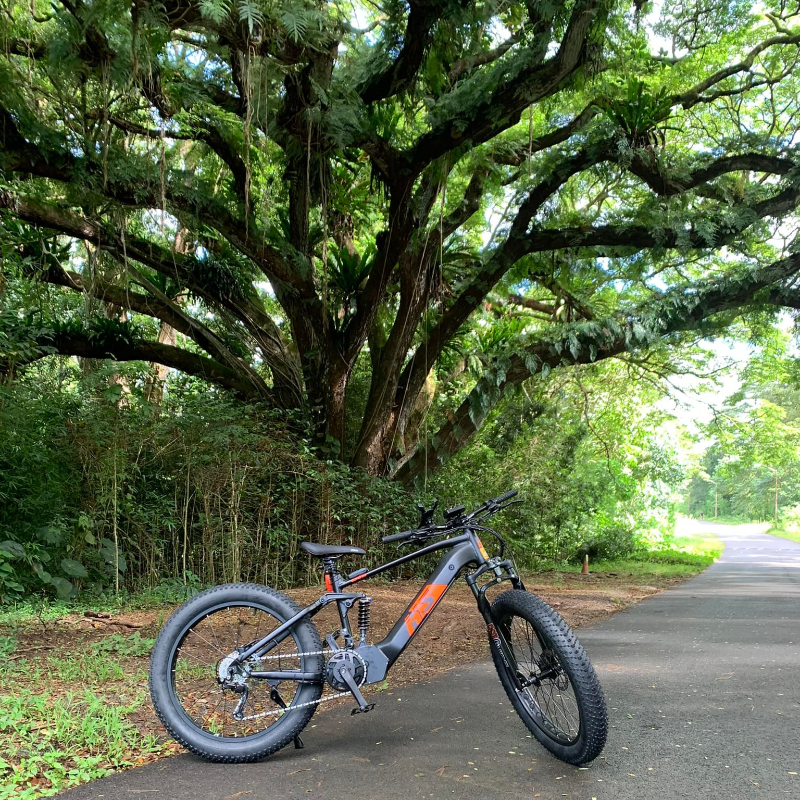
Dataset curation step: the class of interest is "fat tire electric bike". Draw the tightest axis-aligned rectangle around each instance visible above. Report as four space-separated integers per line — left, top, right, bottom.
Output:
149 490 608 765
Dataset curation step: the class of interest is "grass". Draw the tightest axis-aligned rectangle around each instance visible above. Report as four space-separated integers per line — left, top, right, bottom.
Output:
529 525 724 582
0 688 165 799
0 583 199 630
767 523 800 544
600 527 724 578
0 627 169 798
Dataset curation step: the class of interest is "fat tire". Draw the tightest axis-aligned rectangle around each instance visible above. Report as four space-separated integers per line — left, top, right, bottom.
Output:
489 589 608 765
149 582 323 763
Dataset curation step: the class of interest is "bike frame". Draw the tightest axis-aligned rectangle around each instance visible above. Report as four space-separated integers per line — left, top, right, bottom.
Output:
232 526 526 686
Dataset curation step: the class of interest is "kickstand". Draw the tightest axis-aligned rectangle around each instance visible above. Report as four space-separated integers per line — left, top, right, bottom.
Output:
271 687 309 749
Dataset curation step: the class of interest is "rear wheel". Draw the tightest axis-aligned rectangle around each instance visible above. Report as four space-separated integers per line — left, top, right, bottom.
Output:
149 583 324 762
489 590 607 765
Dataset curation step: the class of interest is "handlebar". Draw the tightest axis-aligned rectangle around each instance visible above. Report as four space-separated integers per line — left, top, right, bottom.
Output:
382 529 418 544
494 489 518 504
381 489 520 545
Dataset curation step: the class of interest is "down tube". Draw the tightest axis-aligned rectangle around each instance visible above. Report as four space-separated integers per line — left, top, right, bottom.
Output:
377 541 479 668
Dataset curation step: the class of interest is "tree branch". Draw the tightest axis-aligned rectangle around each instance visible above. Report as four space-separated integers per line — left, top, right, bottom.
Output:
4 329 266 401
394 252 800 483
626 152 796 197
404 0 602 171
489 105 598 167
676 31 800 109
359 1 448 104
0 192 303 405
448 32 523 82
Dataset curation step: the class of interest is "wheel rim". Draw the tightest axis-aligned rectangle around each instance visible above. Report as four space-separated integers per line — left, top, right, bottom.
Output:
502 614 582 745
167 602 316 740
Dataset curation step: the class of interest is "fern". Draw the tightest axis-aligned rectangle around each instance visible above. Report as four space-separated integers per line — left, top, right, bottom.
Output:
237 0 264 35
280 11 308 43
199 0 232 25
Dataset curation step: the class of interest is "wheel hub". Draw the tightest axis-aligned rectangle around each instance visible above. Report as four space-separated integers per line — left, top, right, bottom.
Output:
217 652 249 691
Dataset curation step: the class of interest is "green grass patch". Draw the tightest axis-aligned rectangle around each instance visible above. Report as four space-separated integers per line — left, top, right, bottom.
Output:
530 526 724 582
0 579 204 630
0 688 165 799
767 524 800 545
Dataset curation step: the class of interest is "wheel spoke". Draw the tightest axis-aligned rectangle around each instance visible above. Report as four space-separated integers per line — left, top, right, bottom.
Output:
503 611 581 745
171 603 315 740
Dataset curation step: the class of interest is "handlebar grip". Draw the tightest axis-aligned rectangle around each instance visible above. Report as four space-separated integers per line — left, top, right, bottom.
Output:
382 530 415 544
494 490 518 503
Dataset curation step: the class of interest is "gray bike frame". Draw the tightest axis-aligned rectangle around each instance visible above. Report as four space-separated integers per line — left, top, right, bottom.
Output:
231 528 522 685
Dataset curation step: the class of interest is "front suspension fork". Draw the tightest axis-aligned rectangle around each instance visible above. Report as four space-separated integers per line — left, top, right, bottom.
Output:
466 559 525 684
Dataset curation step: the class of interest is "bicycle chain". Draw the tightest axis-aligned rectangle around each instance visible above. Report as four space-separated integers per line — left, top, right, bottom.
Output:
254 648 333 661
239 690 351 720
238 648 349 722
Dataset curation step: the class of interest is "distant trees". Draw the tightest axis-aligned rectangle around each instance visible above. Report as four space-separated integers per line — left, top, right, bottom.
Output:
687 353 800 521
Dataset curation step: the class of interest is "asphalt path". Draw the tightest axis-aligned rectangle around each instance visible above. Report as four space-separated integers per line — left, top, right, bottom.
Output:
63 522 800 800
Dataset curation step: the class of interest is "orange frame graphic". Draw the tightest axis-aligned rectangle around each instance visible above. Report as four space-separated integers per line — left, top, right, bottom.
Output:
403 583 448 635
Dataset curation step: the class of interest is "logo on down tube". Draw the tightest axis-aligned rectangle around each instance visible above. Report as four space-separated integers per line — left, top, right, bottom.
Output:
404 584 447 635
487 623 510 668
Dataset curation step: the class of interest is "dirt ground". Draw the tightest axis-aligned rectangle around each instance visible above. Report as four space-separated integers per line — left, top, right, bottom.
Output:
8 568 681 701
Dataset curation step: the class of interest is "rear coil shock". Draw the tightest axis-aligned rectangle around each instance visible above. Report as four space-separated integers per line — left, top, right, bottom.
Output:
358 597 372 642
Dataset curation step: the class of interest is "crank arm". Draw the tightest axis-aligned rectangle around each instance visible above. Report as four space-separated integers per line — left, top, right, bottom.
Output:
339 667 375 715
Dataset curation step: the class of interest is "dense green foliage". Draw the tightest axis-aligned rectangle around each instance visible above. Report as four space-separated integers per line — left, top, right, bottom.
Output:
0 364 420 600
0 353 691 600
2 0 800 484
1 1 800 600
426 357 683 561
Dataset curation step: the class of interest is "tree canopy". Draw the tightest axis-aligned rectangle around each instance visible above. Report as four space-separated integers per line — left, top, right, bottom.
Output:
2 0 800 483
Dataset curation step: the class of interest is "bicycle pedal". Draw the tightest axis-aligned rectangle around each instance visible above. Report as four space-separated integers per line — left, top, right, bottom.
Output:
350 703 375 716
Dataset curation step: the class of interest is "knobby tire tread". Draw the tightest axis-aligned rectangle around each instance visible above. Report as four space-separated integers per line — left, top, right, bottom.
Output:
149 582 323 763
489 589 608 765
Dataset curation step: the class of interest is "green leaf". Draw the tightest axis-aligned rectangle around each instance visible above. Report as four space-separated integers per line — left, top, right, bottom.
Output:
237 0 264 35
0 540 25 559
50 576 76 599
199 0 231 24
33 563 52 584
60 558 88 578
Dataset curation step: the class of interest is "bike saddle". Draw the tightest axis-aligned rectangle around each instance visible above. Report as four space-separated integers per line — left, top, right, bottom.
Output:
300 542 366 559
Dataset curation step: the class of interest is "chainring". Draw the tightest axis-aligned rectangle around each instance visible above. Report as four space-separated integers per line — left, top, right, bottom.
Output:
325 650 367 691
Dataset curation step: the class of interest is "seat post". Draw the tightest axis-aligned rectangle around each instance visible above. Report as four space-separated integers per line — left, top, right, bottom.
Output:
322 557 339 592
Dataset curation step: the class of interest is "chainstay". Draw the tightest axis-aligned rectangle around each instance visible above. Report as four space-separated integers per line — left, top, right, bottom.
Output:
238 648 340 721
253 649 333 661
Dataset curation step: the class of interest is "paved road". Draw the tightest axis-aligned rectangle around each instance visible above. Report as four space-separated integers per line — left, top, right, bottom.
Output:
63 523 800 800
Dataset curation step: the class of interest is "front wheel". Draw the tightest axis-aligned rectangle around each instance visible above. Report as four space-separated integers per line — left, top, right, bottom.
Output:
149 582 324 762
488 590 608 765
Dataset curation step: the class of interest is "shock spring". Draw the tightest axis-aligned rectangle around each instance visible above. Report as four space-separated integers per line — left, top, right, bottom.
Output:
358 597 372 642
